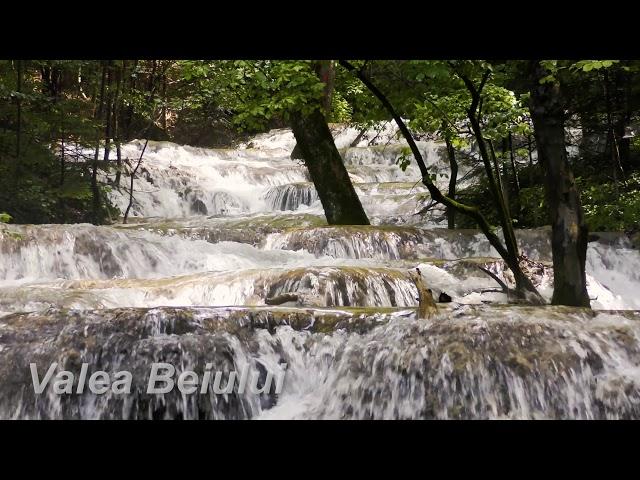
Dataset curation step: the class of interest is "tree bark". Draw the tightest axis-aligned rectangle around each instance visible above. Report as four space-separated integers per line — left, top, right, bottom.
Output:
499 137 512 212
527 134 535 186
103 63 113 163
291 61 337 159
603 69 624 193
113 61 123 187
290 108 369 225
315 60 335 116
15 60 22 166
444 135 458 229
161 69 168 132
123 60 138 141
508 133 521 197
617 70 632 169
60 107 65 186
91 62 107 224
529 61 591 308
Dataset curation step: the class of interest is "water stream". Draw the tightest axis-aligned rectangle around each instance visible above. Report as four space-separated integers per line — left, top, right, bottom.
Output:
1 124 639 419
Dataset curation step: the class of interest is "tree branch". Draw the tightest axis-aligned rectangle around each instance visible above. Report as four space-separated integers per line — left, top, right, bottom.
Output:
339 59 511 261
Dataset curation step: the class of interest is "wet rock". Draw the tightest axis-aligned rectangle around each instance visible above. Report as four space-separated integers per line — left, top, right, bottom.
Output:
265 293 300 306
438 292 452 303
190 199 208 215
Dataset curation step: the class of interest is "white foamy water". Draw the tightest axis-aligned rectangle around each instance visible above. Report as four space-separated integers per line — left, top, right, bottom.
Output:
2 125 640 420
1 125 639 314
98 125 453 222
0 124 640 312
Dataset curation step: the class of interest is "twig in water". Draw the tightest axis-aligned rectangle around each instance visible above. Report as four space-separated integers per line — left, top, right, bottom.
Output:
123 140 148 224
476 265 509 293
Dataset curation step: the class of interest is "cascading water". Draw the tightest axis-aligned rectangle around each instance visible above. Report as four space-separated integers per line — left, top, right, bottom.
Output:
1 123 639 419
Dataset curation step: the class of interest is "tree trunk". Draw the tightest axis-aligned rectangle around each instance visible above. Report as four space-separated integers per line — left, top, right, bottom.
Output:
60 107 65 186
124 60 138 141
103 63 113 163
500 137 511 208
617 70 632 169
453 68 527 296
508 132 521 218
529 61 591 308
290 142 304 160
315 60 335 117
603 70 624 194
15 60 22 166
113 61 123 187
161 70 168 132
290 108 369 225
92 62 107 224
444 135 458 229
490 139 511 223
527 134 535 186
290 61 336 162
616 116 631 170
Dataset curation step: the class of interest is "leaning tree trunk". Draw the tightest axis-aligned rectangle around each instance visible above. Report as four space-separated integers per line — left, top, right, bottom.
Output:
290 108 369 225
444 135 458 229
529 61 591 308
290 61 335 160
508 132 521 216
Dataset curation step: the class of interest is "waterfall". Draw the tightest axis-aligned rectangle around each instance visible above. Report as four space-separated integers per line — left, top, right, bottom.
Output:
1 124 639 419
2 306 640 419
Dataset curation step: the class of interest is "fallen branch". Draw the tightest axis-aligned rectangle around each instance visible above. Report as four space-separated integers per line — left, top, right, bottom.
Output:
123 140 148 224
476 265 509 293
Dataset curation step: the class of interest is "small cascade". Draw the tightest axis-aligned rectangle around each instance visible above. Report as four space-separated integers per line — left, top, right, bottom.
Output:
586 241 640 310
263 267 417 308
106 140 311 219
2 306 640 419
263 226 552 261
263 183 319 211
2 220 639 313
0 266 419 313
0 223 336 283
275 307 640 419
103 132 451 223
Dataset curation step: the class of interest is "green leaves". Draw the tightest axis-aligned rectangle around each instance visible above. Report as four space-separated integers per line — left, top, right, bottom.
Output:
537 60 560 84
215 60 327 131
410 72 531 146
0 212 12 223
538 74 556 85
331 90 353 123
572 60 619 72
57 176 92 200
396 146 413 172
577 172 640 231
